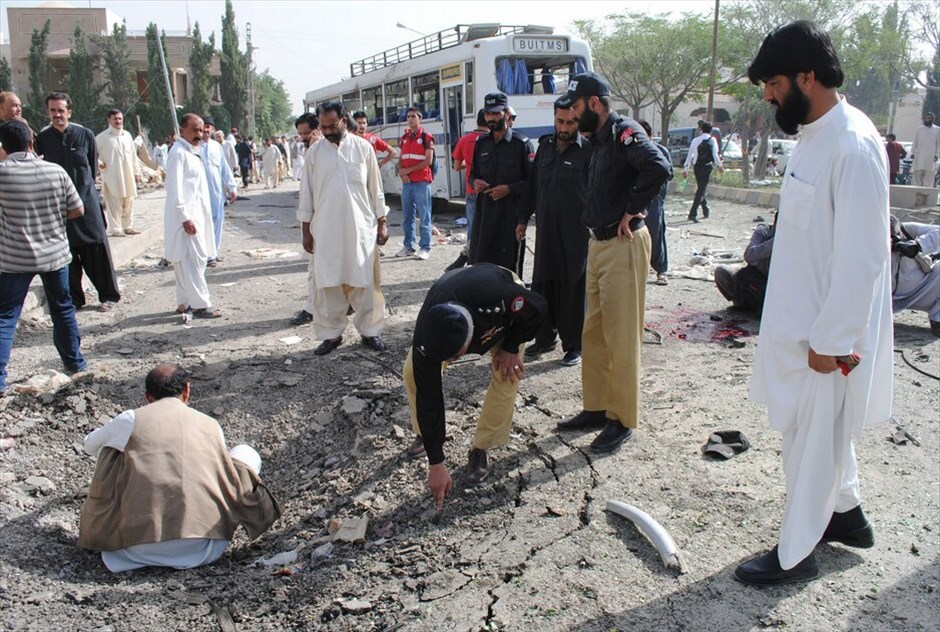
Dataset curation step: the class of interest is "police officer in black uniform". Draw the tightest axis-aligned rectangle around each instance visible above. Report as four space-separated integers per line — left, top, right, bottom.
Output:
557 72 671 454
402 263 546 509
469 93 532 274
516 94 591 367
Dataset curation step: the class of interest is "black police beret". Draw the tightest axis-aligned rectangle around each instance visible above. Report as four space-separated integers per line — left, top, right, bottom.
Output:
418 304 470 361
566 72 610 98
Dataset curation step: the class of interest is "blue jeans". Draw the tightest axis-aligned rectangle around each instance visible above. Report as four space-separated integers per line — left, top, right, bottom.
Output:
401 181 432 251
465 192 478 237
0 267 86 392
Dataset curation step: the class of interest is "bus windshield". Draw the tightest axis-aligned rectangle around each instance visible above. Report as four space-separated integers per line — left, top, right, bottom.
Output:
495 55 587 96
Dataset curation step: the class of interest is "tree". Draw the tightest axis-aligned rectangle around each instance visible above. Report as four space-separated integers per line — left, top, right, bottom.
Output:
26 19 51 122
186 21 216 117
839 2 913 128
99 22 137 115
575 11 713 138
220 0 248 130
719 0 857 181
143 23 176 141
905 0 939 115
0 55 12 92
66 23 99 127
573 19 657 120
251 70 291 138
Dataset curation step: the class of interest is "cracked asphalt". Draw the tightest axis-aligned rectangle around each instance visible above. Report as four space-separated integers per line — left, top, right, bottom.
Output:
1 178 937 631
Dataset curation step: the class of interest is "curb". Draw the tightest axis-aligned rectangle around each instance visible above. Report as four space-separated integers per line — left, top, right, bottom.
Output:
23 188 167 316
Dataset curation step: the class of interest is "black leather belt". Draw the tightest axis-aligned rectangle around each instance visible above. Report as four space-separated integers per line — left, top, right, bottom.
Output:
587 217 645 241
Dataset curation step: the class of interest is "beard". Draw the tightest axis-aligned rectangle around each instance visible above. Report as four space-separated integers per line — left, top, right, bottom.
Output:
325 127 346 145
577 107 600 134
556 129 576 143
772 82 811 135
487 117 506 132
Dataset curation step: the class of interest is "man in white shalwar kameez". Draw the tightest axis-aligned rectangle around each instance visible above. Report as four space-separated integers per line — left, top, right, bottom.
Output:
297 102 389 355
889 217 939 334
164 114 221 319
199 117 237 264
736 21 894 587
262 138 282 189
910 112 939 188
95 109 140 236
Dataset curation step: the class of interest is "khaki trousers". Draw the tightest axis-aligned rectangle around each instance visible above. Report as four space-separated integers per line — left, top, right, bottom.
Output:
102 183 134 232
403 346 522 451
312 251 384 339
581 228 651 428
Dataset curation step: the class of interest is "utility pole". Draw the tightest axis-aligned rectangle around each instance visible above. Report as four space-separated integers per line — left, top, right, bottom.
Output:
155 24 180 137
705 0 720 124
246 22 255 137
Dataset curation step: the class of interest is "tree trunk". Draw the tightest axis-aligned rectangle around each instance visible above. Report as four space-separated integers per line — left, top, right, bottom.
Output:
753 129 771 180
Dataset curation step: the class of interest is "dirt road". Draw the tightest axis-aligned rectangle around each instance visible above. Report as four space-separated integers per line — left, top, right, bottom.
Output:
1 179 937 631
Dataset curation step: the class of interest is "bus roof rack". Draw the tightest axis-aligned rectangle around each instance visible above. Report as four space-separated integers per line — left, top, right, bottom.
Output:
349 24 555 77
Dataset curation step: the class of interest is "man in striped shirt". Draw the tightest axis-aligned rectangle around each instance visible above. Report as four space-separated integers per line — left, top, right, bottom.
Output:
0 119 87 395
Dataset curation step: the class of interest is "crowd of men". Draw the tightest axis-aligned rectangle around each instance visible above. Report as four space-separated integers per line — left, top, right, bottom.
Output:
0 21 936 588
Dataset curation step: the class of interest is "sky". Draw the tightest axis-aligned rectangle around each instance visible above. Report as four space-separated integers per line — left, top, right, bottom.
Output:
0 0 717 111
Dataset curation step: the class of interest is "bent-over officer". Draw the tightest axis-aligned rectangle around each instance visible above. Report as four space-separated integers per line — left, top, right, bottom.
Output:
557 72 671 453
516 94 591 367
403 263 546 508
469 92 533 274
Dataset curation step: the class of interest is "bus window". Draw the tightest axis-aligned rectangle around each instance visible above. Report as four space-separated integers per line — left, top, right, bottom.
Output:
465 61 474 115
384 79 408 124
342 91 361 114
412 71 440 120
363 86 383 126
495 56 587 95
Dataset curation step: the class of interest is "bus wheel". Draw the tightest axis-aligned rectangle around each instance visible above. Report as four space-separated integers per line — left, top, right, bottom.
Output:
431 197 451 215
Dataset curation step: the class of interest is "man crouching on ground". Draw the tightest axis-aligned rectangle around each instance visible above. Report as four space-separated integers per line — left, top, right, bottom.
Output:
403 264 546 509
79 364 280 572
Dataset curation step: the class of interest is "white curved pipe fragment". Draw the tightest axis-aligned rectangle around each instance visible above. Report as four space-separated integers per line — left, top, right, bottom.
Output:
606 500 687 574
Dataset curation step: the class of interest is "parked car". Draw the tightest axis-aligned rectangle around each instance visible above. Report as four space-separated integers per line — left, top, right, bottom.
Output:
721 139 743 169
749 138 796 175
665 127 696 168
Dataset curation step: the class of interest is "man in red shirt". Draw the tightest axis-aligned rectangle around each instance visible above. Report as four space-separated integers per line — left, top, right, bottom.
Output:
884 133 907 184
447 109 488 271
353 110 397 168
397 106 434 260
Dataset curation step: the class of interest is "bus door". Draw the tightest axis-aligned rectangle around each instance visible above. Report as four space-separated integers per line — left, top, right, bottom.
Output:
442 85 464 198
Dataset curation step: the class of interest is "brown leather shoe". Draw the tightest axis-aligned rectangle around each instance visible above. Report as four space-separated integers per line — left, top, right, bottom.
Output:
465 448 488 486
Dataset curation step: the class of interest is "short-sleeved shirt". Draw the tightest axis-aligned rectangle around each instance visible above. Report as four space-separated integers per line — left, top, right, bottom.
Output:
361 132 391 154
452 130 485 194
0 152 81 273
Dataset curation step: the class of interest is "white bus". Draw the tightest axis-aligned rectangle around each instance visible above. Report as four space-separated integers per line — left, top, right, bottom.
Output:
304 23 593 211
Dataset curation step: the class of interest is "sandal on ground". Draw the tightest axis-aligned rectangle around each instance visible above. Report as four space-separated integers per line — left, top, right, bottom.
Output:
192 307 222 319
701 430 751 460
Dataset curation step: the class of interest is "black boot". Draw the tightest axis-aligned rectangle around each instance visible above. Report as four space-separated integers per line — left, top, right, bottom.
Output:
445 254 468 272
821 505 874 548
734 546 819 586
589 420 633 453
556 409 606 431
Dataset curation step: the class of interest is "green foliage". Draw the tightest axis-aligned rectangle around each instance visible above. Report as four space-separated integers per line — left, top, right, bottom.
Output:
26 19 51 122
926 44 940 116
220 0 248 130
576 11 713 137
142 23 177 141
0 55 12 92
98 22 137 115
66 23 100 128
840 2 911 128
252 70 291 138
186 21 216 118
